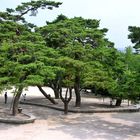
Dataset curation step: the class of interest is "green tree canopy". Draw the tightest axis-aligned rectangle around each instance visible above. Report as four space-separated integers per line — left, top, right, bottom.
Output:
37 15 115 106
128 26 140 53
0 0 62 115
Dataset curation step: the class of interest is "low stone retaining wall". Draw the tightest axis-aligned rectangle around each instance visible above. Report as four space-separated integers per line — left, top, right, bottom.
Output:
20 101 140 113
0 112 36 124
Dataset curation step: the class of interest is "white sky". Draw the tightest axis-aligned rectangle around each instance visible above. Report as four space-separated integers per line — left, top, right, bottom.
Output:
0 0 140 50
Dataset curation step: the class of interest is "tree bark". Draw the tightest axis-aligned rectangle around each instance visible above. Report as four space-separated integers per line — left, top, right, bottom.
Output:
37 85 57 104
12 86 23 116
115 98 122 106
64 102 68 115
74 75 81 107
53 88 60 99
60 87 72 115
50 82 61 99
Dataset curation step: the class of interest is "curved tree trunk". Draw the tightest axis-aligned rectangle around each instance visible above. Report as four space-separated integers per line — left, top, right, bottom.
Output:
37 85 57 104
12 86 23 116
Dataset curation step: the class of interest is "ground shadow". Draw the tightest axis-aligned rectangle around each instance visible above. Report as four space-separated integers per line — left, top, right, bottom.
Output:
47 113 140 140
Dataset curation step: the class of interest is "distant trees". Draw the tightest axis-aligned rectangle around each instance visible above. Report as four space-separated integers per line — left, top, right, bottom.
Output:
128 26 140 53
128 26 140 101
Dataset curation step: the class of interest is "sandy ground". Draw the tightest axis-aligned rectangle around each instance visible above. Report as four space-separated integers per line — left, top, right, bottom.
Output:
0 86 140 140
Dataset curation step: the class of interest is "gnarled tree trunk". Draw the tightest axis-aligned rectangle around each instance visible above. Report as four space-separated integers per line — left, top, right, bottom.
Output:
12 86 23 116
49 81 61 99
60 87 72 114
37 85 57 104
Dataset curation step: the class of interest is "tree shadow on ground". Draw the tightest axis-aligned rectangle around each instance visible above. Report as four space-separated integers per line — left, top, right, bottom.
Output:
0 122 20 130
112 112 140 122
48 113 140 140
26 98 122 109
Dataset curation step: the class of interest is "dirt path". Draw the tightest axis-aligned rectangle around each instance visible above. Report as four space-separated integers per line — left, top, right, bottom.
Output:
0 87 140 140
